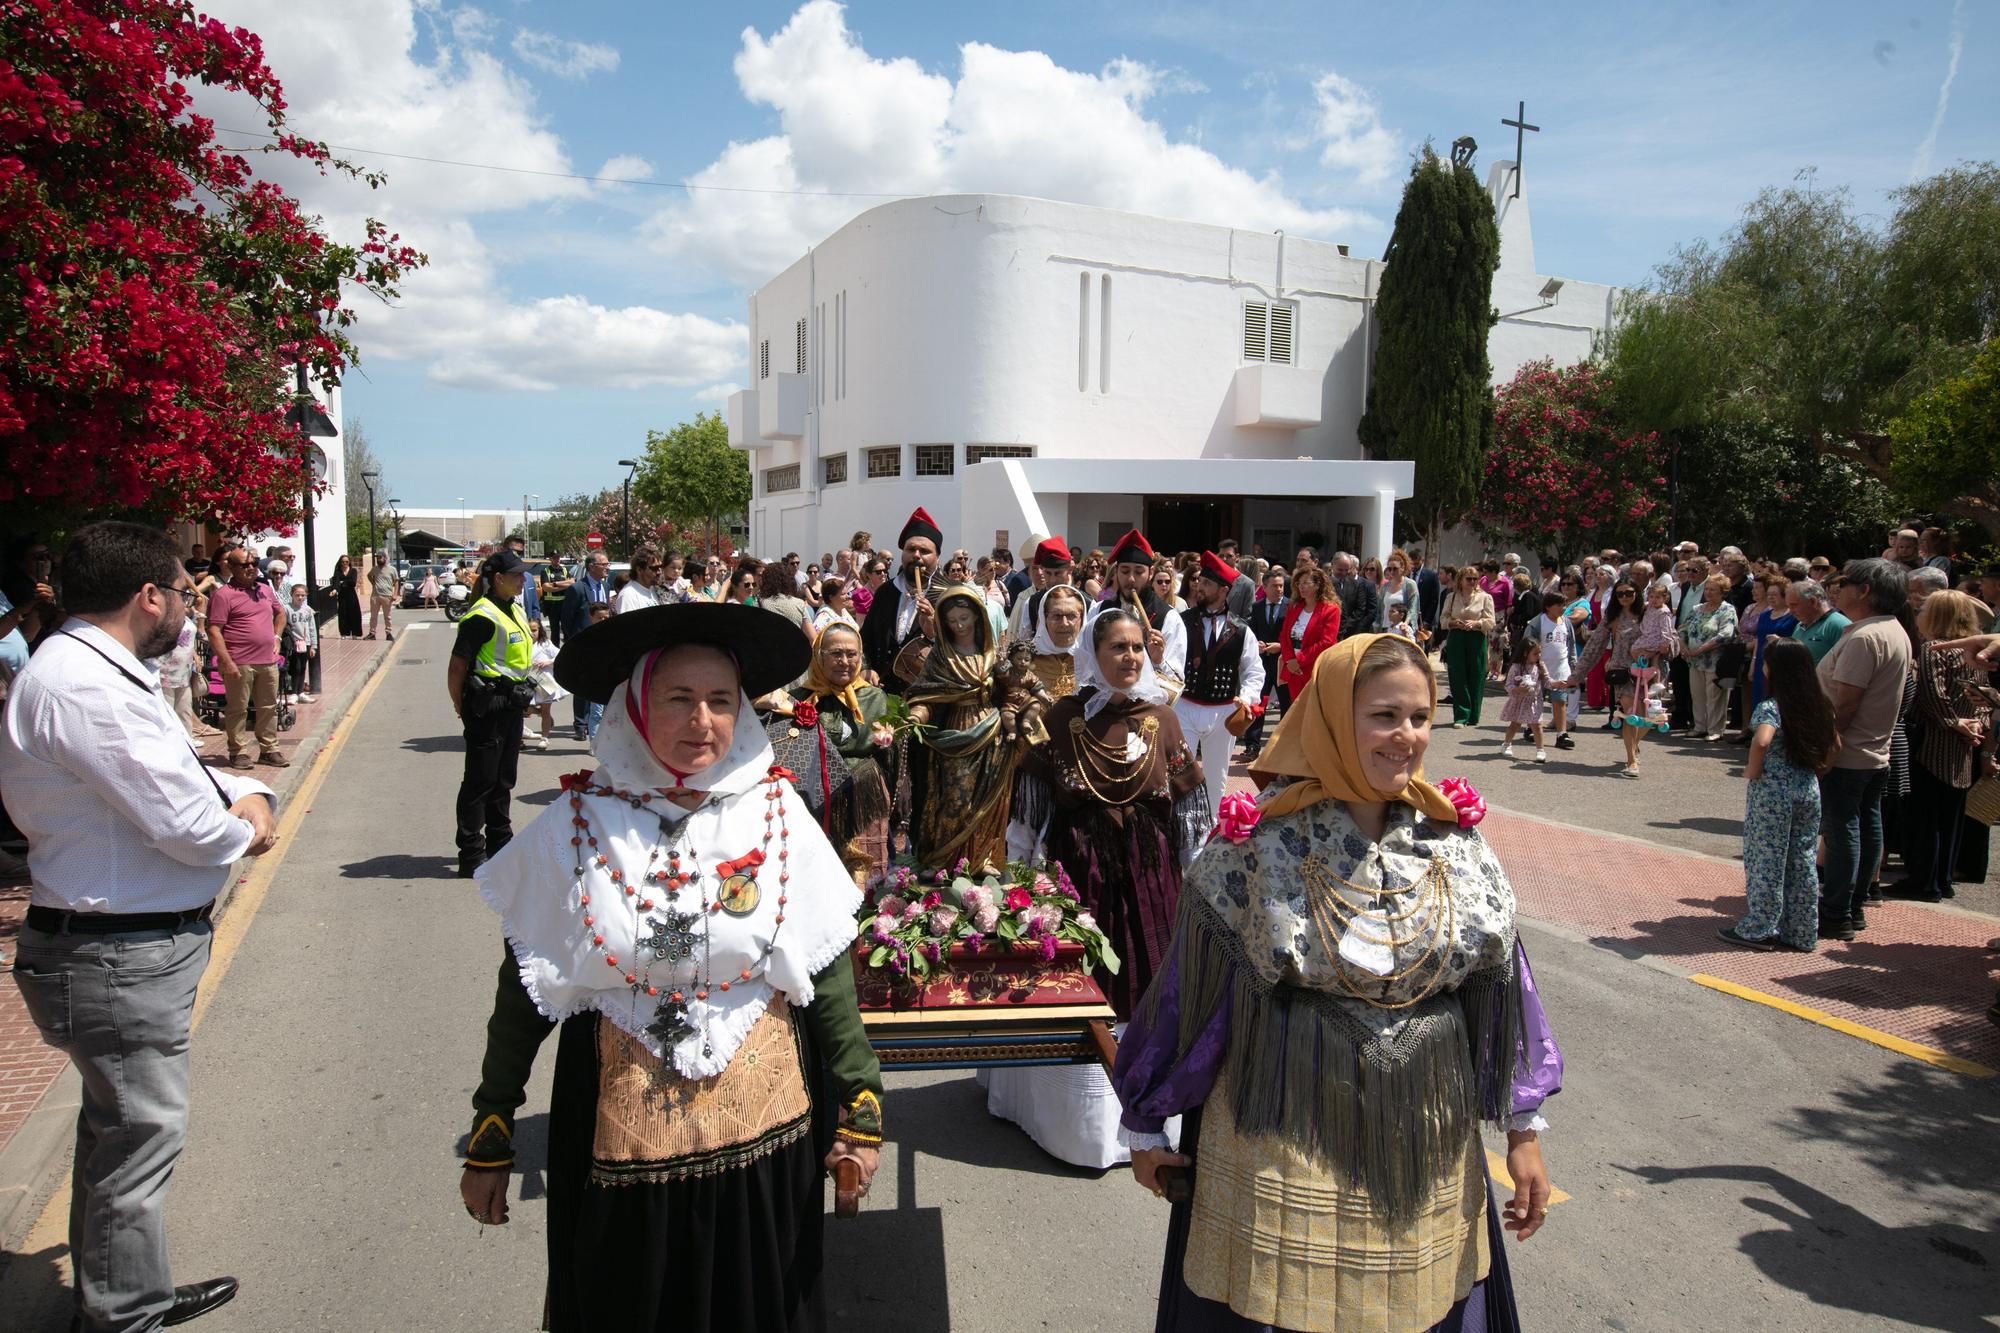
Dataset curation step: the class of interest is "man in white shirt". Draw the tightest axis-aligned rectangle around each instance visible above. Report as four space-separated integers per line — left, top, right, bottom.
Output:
3 521 276 1330
613 543 664 615
1172 551 1265 811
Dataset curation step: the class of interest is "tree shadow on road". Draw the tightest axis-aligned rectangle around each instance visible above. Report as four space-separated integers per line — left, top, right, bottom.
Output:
1615 1070 2000 1333
341 853 459 880
0 1241 68 1332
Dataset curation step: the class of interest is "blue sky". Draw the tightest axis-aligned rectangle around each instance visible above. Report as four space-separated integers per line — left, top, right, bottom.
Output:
204 0 1995 510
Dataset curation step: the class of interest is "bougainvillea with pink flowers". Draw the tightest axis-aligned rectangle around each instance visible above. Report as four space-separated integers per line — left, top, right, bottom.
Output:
0 0 425 532
1473 359 1665 562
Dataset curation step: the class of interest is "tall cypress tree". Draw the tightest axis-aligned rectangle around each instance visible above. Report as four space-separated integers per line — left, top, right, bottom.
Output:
1358 146 1500 551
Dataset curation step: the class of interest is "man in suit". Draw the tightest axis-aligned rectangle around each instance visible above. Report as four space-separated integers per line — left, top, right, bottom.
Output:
1331 552 1378 642
1215 539 1258 619
995 546 1031 606
1241 566 1289 757
562 551 612 738
1411 546 1441 650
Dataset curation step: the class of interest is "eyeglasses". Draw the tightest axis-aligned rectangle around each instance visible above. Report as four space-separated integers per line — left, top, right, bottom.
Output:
821 649 862 663
174 587 198 605
1616 590 1636 597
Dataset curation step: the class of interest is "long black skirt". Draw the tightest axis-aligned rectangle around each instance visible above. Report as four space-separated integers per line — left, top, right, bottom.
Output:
1153 1106 1521 1333
542 1014 833 1332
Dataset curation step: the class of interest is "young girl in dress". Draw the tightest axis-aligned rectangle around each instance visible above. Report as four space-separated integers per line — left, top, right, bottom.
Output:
525 619 565 751
1632 580 1680 728
1720 639 1838 951
1499 637 1550 763
418 567 441 609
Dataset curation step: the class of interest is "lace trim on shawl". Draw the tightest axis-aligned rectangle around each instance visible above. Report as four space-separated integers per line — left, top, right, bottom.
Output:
1149 893 1525 1225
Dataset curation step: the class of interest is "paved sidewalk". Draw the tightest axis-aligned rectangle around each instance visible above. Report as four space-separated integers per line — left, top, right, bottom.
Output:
0 631 394 1243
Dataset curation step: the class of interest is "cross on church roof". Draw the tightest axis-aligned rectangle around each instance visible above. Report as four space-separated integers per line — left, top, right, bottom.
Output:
1501 100 1539 200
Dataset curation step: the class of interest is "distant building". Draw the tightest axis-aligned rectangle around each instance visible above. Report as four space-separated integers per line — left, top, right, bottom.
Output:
728 163 1617 563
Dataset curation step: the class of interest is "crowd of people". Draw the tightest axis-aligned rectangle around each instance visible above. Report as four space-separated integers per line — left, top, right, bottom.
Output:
7 503 1999 1332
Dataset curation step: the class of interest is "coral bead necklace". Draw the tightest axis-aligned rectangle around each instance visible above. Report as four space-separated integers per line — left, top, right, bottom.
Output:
566 773 793 1058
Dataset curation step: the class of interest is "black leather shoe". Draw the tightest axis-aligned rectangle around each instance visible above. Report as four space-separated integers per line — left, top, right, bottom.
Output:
457 858 483 879
1818 920 1855 943
1849 908 1867 933
163 1277 239 1326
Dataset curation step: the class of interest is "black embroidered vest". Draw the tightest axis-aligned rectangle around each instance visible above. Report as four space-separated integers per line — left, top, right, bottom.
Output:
1181 609 1245 705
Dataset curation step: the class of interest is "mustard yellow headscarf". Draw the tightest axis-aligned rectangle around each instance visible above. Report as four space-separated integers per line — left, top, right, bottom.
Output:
800 622 866 722
1249 633 1458 823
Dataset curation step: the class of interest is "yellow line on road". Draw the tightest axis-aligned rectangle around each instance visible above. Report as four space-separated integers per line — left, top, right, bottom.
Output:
19 640 403 1260
1485 1150 1572 1206
1689 974 1997 1078
188 635 402 1030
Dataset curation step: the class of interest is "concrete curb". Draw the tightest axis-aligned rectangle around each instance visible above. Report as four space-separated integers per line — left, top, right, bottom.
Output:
0 639 393 1254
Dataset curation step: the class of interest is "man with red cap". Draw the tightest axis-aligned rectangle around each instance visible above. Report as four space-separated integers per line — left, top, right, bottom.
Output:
859 506 943 695
1087 529 1185 696
1173 550 1266 811
1006 536 1077 645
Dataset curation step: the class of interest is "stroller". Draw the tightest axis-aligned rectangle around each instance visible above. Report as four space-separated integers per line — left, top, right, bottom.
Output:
196 647 296 735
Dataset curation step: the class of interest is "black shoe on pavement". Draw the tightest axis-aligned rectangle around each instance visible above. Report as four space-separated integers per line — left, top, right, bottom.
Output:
1555 733 1576 750
163 1277 239 1326
1818 920 1856 943
1716 926 1776 951
1863 882 1884 905
1883 880 1942 903
458 858 483 879
1849 908 1867 933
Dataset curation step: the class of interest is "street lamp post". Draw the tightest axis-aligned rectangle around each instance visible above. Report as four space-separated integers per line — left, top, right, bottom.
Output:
361 469 380 570
618 459 641 561
386 499 402 568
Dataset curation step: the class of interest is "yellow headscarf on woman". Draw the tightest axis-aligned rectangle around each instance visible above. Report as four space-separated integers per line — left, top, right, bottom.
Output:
1249 632 1458 823
800 622 866 722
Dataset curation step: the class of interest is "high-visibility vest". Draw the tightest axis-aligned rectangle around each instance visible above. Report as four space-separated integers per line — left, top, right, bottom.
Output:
466 597 533 680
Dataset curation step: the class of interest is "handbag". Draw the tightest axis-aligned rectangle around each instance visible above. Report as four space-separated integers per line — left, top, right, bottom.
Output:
1604 666 1632 688
1712 640 1747 679
1968 776 2000 827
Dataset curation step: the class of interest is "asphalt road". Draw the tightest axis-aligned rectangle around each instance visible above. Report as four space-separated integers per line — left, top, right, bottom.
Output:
2 615 1996 1331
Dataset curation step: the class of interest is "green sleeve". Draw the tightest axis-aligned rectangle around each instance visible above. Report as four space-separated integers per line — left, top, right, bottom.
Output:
799 954 884 1142
465 944 558 1168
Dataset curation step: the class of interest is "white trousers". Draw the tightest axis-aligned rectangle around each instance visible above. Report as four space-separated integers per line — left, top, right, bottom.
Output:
1173 698 1237 814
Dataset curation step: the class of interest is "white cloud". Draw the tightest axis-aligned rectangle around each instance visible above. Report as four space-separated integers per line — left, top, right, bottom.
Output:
512 28 620 80
197 0 725 392
644 1 1385 284
692 382 742 405
1309 72 1400 186
596 154 656 188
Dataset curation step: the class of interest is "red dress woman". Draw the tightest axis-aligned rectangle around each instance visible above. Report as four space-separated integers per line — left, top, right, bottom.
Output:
1276 565 1341 704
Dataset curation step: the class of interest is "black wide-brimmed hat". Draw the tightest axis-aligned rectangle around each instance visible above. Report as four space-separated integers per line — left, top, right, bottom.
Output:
553 603 811 704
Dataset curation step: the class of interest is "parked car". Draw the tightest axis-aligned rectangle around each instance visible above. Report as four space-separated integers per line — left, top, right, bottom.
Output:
399 562 445 608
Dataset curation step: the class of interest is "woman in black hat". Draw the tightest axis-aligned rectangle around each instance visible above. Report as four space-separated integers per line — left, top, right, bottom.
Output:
458 602 883 1332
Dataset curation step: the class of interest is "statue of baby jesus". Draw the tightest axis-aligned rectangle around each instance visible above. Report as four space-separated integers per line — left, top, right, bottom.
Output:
994 640 1055 746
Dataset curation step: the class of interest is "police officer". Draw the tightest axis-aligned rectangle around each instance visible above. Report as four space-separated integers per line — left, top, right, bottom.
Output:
448 549 534 877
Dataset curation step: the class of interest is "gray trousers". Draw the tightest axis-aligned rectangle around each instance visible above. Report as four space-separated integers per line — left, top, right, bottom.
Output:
13 919 212 1332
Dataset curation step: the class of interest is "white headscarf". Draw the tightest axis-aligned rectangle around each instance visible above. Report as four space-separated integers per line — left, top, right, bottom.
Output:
1074 606 1168 720
477 648 861 1079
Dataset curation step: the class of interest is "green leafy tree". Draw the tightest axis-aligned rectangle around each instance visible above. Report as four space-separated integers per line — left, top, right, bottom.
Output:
1889 338 2000 522
1606 163 2000 536
1359 145 1501 552
634 411 750 557
530 492 599 557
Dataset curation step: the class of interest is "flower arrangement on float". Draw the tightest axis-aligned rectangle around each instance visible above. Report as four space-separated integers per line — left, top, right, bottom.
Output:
856 858 1120 984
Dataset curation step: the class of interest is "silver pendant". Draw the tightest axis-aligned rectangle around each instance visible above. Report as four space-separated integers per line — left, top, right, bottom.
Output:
642 911 700 964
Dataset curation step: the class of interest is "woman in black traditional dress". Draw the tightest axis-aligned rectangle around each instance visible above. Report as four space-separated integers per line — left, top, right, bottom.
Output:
458 603 883 1332
984 608 1211 1168
328 554 363 638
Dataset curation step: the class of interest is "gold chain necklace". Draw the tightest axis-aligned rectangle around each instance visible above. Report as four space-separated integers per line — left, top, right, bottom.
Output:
1300 854 1457 1008
1067 714 1158 802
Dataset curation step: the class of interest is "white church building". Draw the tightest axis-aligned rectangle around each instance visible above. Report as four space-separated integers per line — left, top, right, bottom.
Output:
728 162 1618 564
